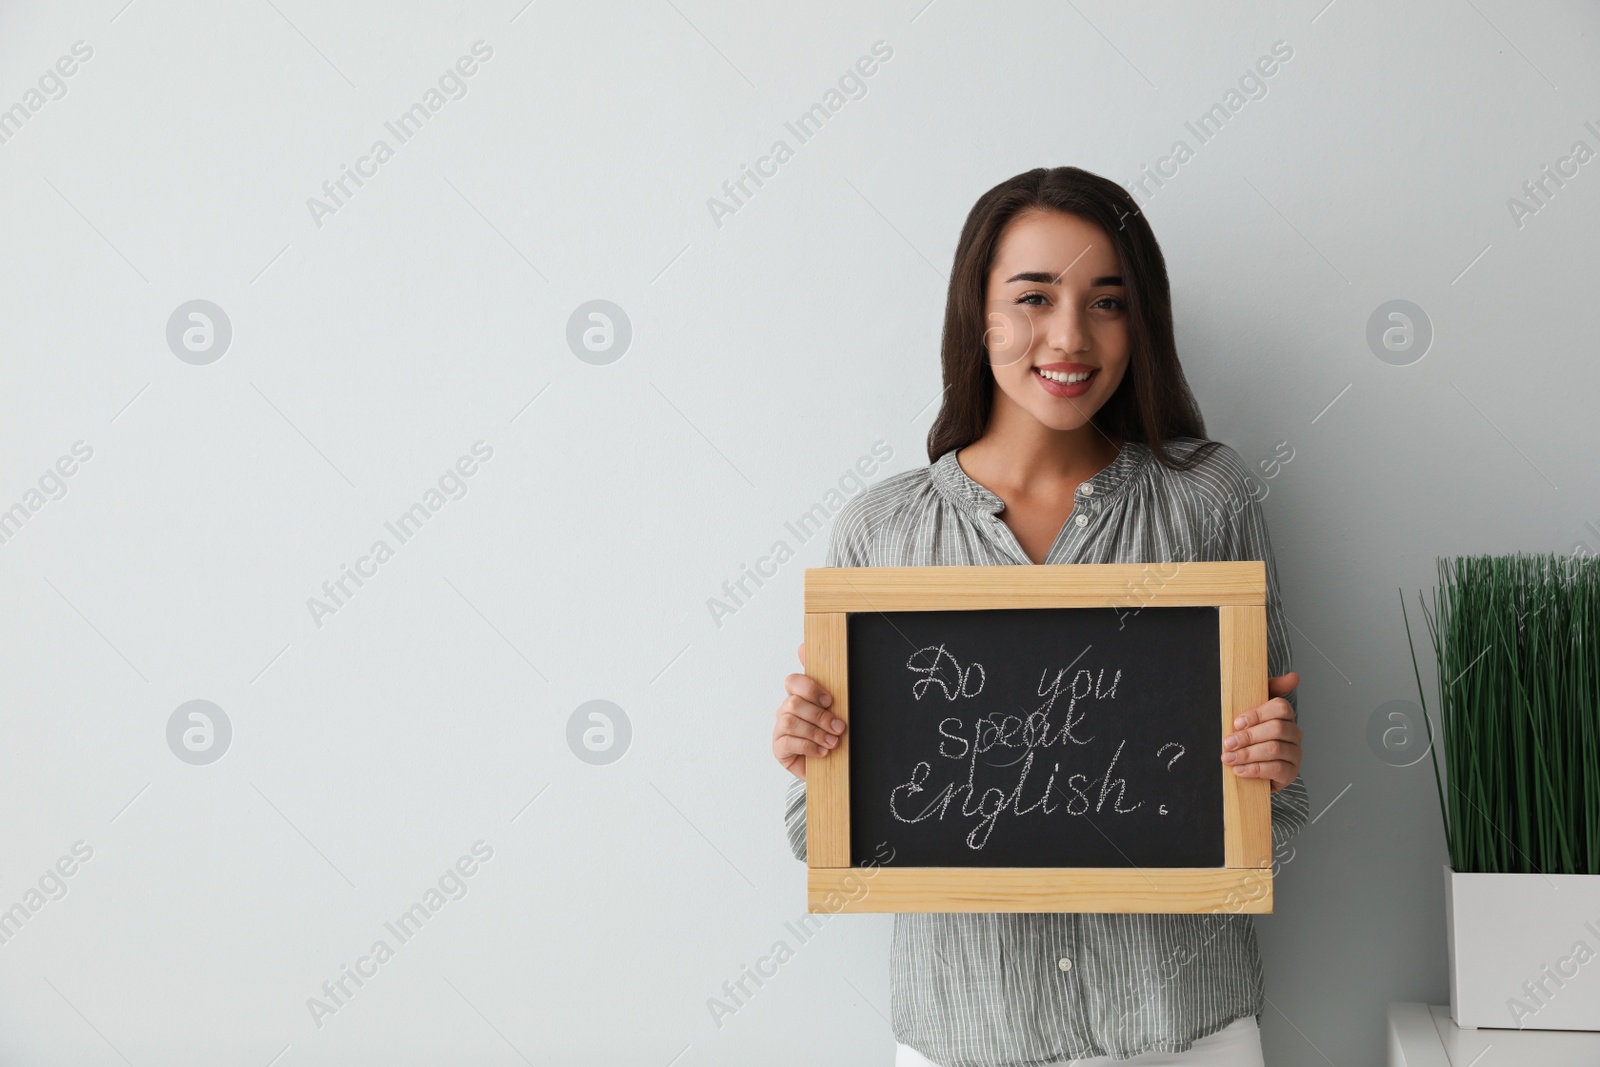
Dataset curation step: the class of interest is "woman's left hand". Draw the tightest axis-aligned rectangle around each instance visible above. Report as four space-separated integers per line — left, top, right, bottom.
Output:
1222 671 1302 793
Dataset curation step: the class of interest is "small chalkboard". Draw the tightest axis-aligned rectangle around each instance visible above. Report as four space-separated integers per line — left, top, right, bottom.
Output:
847 606 1222 869
803 563 1273 915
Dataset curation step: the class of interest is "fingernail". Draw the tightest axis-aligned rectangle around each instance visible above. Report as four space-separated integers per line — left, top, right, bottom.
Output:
821 695 832 707
1223 737 1237 750
1222 752 1236 763
1234 716 1246 728
830 720 845 733
825 734 837 747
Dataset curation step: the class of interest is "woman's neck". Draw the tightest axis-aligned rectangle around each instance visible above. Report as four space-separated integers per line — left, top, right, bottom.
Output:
956 394 1122 496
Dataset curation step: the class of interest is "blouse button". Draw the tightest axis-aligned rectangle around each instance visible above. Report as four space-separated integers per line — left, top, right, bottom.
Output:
1074 514 1088 528
1080 483 1095 495
1057 956 1074 972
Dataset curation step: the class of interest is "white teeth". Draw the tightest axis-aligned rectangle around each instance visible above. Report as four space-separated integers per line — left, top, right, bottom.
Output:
1036 368 1094 384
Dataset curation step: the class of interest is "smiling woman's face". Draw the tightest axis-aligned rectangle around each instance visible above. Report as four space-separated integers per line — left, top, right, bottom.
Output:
983 209 1132 433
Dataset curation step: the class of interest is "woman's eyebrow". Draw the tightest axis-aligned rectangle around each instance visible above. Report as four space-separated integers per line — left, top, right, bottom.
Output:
1003 270 1125 286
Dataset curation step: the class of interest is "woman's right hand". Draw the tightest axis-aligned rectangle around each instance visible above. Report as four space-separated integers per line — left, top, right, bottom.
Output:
772 642 847 780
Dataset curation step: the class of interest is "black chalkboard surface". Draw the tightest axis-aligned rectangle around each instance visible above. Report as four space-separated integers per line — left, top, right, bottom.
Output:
847 606 1223 869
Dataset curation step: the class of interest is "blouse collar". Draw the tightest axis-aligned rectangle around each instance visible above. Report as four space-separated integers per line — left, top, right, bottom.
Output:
930 439 1150 522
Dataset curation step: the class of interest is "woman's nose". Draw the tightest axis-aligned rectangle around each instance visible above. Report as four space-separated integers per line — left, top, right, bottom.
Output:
1043 306 1089 353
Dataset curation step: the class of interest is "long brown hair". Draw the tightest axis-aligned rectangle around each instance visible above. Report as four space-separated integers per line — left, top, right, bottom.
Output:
926 166 1221 471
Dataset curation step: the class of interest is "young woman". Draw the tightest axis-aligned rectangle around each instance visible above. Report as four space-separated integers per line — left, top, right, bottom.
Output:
770 166 1307 1067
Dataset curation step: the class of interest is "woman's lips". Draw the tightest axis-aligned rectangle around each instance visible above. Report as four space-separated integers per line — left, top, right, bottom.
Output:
1032 366 1096 398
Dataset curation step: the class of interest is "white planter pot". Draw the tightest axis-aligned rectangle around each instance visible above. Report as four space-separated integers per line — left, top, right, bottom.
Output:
1445 865 1600 1031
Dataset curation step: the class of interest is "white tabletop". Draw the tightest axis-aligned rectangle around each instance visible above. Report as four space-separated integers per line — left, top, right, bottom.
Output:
1388 1003 1600 1066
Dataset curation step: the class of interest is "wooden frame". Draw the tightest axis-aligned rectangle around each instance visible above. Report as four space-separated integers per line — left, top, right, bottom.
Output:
803 561 1273 914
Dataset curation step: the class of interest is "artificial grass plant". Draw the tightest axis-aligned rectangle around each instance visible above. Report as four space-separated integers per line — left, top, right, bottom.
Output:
1401 553 1600 875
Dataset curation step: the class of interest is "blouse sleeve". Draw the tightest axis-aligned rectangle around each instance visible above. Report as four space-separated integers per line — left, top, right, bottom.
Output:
1210 446 1310 853
783 493 876 862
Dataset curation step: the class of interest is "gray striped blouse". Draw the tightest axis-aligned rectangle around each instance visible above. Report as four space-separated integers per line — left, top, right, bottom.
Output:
782 437 1309 1066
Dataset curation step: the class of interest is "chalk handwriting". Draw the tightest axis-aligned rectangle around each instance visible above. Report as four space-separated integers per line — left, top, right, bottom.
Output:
889 648 1158 850
906 644 986 701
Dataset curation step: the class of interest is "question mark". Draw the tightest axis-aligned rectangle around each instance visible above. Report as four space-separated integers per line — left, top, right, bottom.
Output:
1157 742 1185 771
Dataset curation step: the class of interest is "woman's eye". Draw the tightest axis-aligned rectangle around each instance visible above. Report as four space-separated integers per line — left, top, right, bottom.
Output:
1092 296 1126 311
1014 292 1048 306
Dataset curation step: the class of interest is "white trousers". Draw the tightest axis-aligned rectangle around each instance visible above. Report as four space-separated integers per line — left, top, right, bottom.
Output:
894 1015 1264 1067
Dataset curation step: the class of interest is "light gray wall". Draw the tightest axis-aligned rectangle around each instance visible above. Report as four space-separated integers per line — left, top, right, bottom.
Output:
2 1 1596 1064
